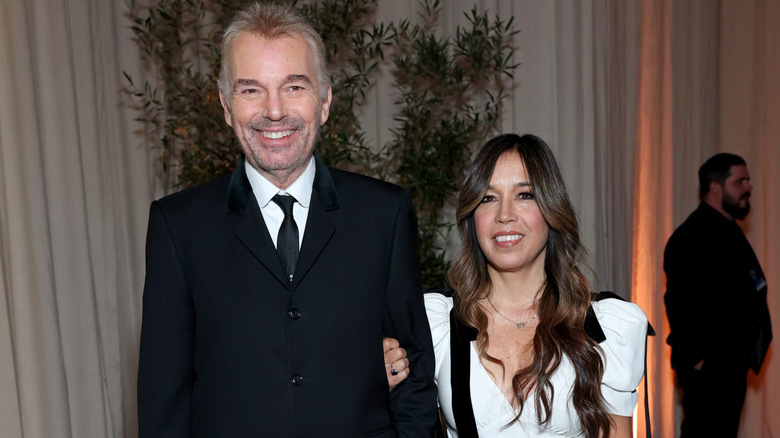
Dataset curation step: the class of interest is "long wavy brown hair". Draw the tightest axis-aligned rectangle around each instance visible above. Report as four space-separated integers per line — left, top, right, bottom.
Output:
448 134 611 437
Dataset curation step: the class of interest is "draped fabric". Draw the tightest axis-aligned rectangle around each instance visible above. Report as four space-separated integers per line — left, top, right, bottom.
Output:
632 0 675 435
695 1 779 435
633 1 780 437
0 0 158 436
0 0 777 436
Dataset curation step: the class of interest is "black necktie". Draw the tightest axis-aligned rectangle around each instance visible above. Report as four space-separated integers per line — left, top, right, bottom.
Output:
272 194 299 282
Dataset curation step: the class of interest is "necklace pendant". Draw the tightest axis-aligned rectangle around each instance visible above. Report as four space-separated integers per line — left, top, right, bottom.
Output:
517 323 525 328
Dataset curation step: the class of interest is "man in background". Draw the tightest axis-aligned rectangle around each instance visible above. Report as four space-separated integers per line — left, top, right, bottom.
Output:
137 3 436 436
664 153 771 437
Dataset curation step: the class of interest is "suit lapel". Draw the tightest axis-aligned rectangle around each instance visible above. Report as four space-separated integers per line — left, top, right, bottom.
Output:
226 156 341 289
293 193 335 288
226 158 290 286
292 156 339 289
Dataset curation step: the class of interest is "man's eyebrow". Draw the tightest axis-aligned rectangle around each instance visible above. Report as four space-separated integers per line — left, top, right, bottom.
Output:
285 74 313 86
232 75 313 92
232 79 260 91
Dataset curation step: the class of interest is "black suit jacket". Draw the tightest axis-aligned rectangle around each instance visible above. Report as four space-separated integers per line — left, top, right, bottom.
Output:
138 156 437 437
664 203 771 374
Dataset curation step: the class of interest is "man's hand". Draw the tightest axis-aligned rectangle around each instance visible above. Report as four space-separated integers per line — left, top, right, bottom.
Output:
383 337 410 391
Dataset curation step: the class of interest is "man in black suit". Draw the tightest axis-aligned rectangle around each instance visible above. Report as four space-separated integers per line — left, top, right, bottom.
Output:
137 3 437 436
664 153 772 437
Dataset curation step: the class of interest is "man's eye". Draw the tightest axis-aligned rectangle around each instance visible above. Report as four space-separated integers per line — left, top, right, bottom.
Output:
233 88 256 96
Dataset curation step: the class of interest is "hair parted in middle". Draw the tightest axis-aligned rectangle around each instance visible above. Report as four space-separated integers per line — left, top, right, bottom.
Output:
448 133 612 438
217 2 331 107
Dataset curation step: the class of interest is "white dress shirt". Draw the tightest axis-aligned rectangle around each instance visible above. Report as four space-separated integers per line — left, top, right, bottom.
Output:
244 157 315 249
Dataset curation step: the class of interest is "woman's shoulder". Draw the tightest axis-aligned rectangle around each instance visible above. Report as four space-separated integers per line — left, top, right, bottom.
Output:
591 295 648 328
423 290 454 344
424 290 454 321
591 295 649 352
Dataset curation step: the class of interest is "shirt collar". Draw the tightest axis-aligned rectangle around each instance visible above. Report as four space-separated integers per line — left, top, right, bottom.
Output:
244 157 315 208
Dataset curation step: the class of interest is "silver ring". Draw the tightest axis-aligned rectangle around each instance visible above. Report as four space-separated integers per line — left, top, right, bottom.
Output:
390 364 399 376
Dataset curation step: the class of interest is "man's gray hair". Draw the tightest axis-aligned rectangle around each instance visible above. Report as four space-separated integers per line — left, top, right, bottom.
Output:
218 2 331 107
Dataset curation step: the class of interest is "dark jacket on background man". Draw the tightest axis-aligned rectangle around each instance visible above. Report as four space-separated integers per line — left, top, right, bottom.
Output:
664 202 771 374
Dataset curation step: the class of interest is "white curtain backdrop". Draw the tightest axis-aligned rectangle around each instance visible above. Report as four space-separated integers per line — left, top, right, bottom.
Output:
1 0 777 436
1 0 156 436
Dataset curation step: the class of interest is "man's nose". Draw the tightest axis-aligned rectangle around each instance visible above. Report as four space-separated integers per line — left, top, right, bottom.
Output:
263 92 285 120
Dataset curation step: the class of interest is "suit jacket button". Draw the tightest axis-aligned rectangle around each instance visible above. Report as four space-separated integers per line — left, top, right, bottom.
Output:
288 308 302 320
291 375 304 385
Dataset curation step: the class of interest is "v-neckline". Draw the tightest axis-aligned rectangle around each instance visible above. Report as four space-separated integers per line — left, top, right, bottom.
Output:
470 341 522 414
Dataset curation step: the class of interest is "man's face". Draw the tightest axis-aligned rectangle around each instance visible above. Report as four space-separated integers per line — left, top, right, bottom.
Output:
721 164 752 220
220 34 332 188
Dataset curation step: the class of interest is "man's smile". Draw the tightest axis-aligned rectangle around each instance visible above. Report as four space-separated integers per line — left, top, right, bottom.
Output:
259 129 295 140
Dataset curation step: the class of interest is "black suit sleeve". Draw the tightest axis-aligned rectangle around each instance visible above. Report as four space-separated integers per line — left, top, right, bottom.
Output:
664 221 740 370
664 229 713 369
384 191 438 436
137 201 194 437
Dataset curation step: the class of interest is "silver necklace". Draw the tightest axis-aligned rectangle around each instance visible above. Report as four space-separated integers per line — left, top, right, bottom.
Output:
488 298 538 328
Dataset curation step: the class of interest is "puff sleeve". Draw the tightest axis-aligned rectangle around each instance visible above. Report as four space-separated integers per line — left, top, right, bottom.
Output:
591 298 649 416
424 293 453 346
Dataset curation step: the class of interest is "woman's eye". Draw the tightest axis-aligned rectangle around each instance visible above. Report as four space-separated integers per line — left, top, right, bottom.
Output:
480 195 496 203
518 192 535 200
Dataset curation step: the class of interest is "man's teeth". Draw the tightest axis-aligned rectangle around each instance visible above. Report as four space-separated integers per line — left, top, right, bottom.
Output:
496 234 522 242
261 130 294 139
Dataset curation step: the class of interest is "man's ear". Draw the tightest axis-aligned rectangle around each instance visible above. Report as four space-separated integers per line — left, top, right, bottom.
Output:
709 181 723 199
219 90 233 127
319 87 332 125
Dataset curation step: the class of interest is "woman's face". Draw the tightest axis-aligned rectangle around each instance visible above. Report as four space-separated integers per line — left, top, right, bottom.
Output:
474 151 549 276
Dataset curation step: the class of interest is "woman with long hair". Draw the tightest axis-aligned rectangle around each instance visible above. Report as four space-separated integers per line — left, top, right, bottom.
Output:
421 133 647 437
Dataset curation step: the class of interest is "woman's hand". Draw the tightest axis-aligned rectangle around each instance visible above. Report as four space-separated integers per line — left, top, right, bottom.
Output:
383 337 410 391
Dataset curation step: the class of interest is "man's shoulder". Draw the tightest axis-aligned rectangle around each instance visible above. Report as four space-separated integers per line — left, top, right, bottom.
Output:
669 204 718 238
328 167 406 197
154 173 234 212
665 204 724 264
